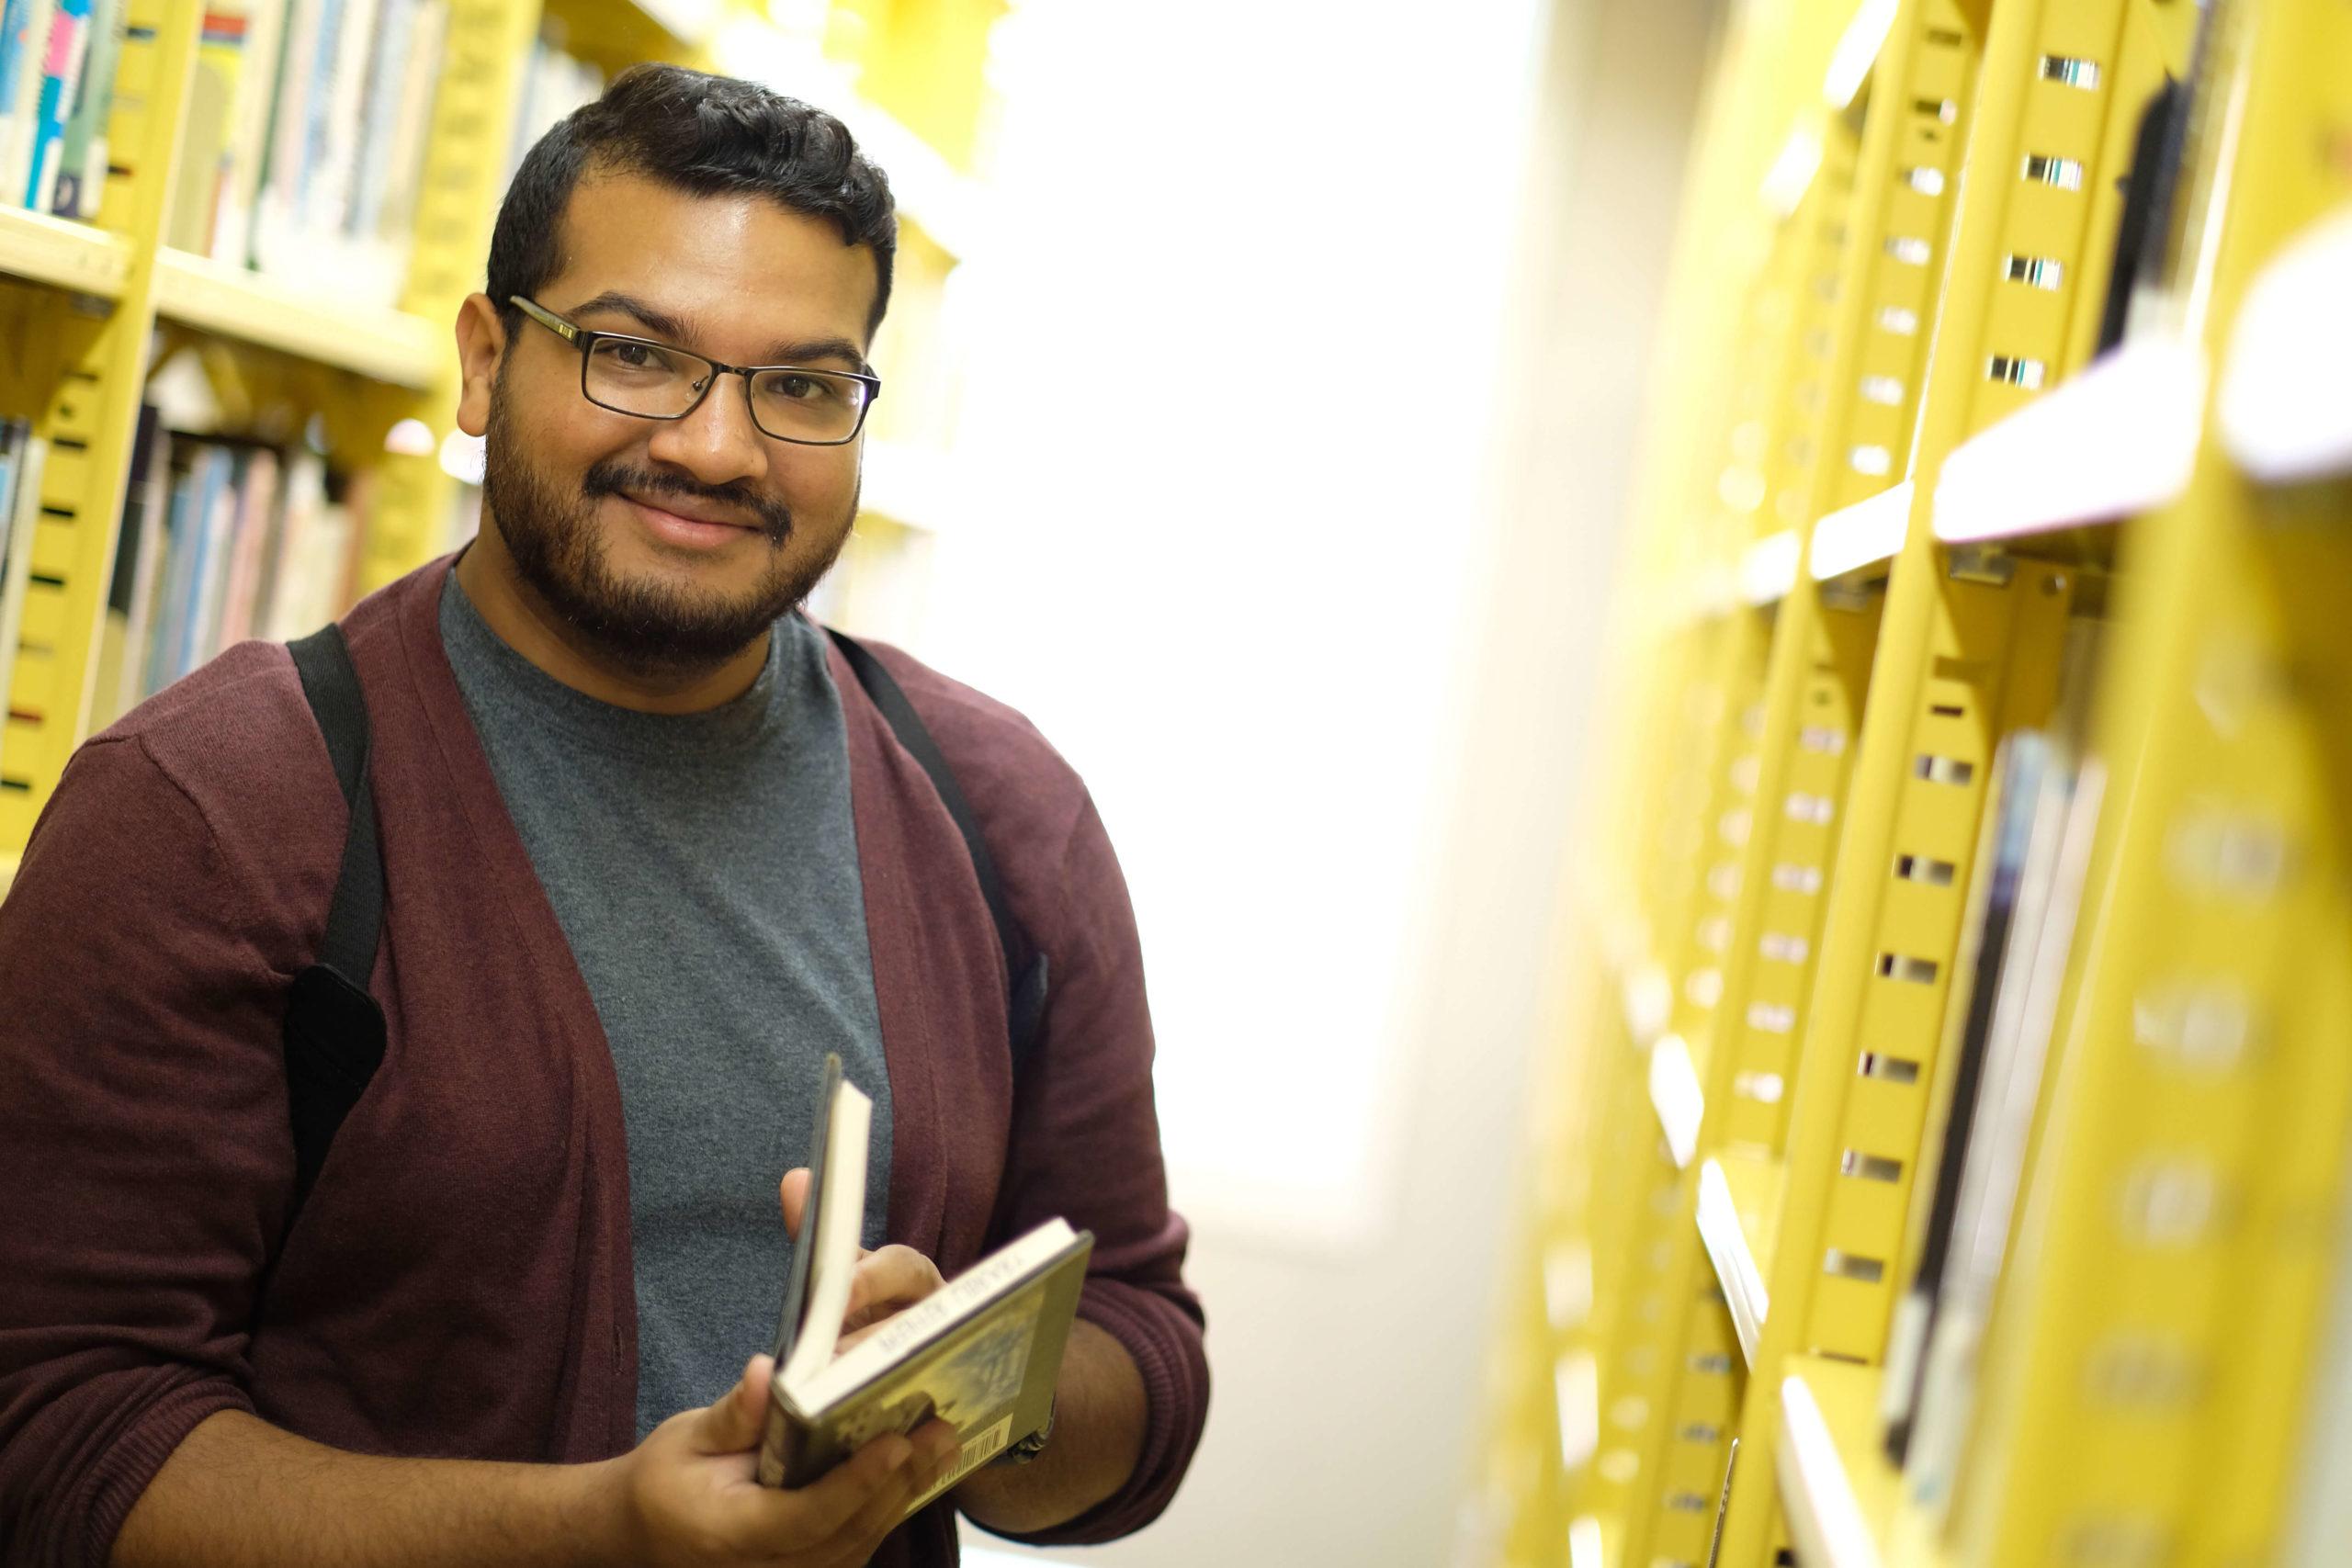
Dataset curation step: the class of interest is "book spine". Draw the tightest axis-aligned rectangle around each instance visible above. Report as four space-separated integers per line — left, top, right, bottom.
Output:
0 433 49 761
44 0 118 217
20 0 91 211
210 0 287 266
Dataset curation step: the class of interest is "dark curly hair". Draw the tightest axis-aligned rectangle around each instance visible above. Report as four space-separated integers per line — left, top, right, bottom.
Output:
485 63 898 342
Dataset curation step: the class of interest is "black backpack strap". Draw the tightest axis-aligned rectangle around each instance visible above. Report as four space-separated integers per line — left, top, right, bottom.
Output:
826 628 1049 1077
281 625 389 1218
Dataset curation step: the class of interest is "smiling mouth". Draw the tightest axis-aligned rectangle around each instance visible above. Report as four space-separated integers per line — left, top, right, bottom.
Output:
625 492 756 531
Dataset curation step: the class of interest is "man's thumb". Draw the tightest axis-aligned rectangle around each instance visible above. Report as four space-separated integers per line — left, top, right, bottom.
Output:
697 1355 774 1452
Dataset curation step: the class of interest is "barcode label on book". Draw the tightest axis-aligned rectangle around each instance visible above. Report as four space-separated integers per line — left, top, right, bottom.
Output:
910 1415 1013 1510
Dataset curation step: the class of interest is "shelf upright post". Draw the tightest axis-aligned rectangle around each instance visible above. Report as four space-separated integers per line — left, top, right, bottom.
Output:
1954 0 2352 1560
1708 0 2199 1560
0 1 200 850
355 0 543 594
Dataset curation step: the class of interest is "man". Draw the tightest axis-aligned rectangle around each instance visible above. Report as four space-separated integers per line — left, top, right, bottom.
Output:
0 65 1205 1568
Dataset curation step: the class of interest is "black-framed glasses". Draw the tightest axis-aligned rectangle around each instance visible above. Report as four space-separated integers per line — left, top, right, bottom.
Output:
510 296 881 446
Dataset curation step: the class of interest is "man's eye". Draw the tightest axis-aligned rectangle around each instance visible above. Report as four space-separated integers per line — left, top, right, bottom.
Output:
609 343 662 370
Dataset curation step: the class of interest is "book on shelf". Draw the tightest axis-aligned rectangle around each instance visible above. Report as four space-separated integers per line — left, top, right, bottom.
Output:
1902 753 2107 1523
180 0 449 303
757 1055 1089 1517
119 429 364 703
1879 731 2056 1464
0 421 46 773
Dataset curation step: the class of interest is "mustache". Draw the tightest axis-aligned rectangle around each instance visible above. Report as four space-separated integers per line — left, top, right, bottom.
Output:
582 461 793 544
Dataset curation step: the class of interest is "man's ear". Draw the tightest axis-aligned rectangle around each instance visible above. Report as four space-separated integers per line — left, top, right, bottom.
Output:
453 293 506 439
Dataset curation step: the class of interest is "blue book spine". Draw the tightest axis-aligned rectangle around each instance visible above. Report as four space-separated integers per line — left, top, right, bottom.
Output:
0 0 30 119
144 461 198 698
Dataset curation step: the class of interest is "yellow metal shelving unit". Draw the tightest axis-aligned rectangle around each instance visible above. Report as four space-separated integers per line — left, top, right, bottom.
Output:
0 0 1000 874
1468 0 2352 1563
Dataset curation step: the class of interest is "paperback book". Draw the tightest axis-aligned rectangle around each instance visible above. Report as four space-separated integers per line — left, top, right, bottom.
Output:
756 1055 1090 1517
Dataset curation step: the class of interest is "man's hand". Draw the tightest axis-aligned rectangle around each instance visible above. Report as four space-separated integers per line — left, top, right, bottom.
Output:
614 1353 960 1568
779 1168 944 1345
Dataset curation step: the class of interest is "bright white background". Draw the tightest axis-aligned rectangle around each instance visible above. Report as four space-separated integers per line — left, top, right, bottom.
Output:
880 0 1714 1558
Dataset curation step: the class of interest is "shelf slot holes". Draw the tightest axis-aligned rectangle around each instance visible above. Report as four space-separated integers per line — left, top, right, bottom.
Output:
2003 254 2065 289
1858 1050 1921 1083
1689 1352 1735 1375
1759 931 1810 964
1667 1492 1713 1514
1785 792 1837 825
2040 54 2103 89
1894 853 1957 886
1860 375 1905 406
1912 97 1956 124
1923 26 1963 47
1772 863 1824 895
1840 1150 1905 1183
1733 1070 1785 1104
2020 153 2086 190
1799 725 1847 754
1875 953 1940 985
1747 1000 1797 1034
1849 444 1894 476
1886 235 1933 265
1679 1422 1724 1444
1903 165 1946 196
1877 305 1919 336
1986 355 2047 389
1913 753 1975 786
1822 1249 1886 1283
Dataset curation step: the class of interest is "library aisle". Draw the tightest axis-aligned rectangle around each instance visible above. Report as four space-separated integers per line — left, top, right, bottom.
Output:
1466 0 2352 1565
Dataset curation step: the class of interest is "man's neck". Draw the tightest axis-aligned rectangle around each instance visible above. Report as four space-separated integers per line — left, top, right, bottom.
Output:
452 529 769 715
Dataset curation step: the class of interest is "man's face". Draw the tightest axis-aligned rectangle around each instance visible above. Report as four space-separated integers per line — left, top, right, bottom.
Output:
475 170 878 676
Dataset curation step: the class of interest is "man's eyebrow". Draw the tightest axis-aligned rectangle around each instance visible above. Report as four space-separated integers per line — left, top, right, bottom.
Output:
561 291 869 372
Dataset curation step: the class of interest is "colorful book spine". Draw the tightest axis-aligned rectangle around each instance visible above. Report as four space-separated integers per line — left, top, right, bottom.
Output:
20 0 91 210
44 0 119 218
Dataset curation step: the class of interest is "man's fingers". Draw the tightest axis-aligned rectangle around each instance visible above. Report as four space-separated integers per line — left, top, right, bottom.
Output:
779 1168 811 1239
744 1429 918 1547
842 1246 945 1330
819 1421 963 1558
691 1355 775 1456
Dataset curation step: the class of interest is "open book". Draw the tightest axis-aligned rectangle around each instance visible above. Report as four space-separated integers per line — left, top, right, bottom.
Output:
756 1055 1091 1512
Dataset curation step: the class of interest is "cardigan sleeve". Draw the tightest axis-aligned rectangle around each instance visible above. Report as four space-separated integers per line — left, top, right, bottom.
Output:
0 736 296 1568
968 791 1210 1547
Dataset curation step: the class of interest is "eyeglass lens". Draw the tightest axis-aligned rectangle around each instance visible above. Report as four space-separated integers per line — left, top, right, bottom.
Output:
583 338 868 443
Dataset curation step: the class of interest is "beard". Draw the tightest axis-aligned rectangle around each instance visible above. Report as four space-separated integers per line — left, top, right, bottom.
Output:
480 376 854 679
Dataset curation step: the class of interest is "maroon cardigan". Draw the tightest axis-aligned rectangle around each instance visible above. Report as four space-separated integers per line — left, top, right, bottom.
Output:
0 558 1206 1567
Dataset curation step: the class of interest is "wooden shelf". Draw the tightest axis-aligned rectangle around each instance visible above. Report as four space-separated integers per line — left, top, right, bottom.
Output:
0 208 131 299
2219 203 2352 486
1934 332 2205 543
153 250 444 390
1697 1152 1781 1365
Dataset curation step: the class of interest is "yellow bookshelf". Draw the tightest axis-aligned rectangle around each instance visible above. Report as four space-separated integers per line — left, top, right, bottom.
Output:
1469 0 2352 1562
0 0 1004 859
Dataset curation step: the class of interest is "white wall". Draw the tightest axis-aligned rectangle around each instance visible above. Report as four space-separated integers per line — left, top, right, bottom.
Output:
907 0 1716 1559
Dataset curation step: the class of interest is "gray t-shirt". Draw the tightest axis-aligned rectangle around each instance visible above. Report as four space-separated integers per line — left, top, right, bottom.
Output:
439 576 892 1440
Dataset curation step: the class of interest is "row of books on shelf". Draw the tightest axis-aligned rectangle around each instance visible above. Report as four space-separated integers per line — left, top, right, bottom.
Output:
1 0 455 302
1871 721 2106 1526
0 0 126 219
175 0 450 304
75 407 369 730
503 25 604 195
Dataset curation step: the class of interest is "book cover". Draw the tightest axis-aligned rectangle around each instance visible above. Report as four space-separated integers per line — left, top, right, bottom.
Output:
754 1057 1090 1517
